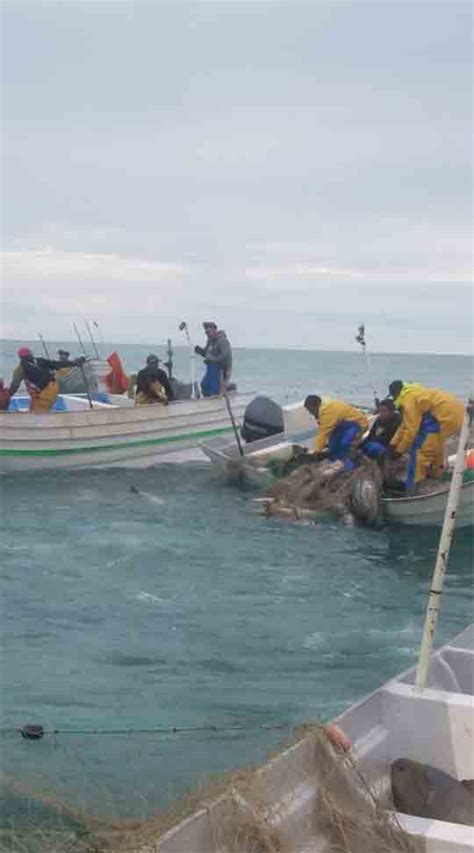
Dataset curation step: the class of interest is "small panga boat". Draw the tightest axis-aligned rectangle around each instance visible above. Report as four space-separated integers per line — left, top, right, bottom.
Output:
0 390 256 473
201 429 474 528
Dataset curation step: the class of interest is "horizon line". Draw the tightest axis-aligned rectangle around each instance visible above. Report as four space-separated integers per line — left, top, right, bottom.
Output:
0 337 472 359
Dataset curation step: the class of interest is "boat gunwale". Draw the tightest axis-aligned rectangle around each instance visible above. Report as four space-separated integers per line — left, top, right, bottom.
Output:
382 479 473 505
0 392 253 428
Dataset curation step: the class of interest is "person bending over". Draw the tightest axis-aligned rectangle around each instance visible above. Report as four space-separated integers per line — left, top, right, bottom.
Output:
383 380 464 490
304 395 369 471
9 347 84 413
135 354 174 406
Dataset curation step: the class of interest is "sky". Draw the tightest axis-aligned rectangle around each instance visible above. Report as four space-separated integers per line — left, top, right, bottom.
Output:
1 0 472 353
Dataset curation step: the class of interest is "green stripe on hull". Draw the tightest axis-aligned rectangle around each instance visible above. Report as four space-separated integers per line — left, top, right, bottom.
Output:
0 424 234 457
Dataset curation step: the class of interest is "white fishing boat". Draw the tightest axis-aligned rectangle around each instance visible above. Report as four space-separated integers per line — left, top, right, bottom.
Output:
0 391 254 473
149 623 474 852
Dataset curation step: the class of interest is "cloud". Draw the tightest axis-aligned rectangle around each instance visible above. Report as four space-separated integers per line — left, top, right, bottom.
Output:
1 247 188 284
244 263 472 286
244 264 365 281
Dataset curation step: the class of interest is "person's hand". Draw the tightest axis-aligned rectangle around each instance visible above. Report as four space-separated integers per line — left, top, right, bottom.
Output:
315 450 330 461
74 356 87 366
194 345 205 356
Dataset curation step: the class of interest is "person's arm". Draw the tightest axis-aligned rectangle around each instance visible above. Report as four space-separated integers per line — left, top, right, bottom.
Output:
9 364 24 396
157 369 174 401
313 407 335 452
390 398 422 455
364 418 380 443
37 357 85 369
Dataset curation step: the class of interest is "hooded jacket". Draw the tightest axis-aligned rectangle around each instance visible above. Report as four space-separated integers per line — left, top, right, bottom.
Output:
313 399 369 453
390 383 464 456
203 331 232 376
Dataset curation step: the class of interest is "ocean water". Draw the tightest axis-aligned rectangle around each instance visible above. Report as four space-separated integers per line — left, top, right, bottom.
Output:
0 341 473 828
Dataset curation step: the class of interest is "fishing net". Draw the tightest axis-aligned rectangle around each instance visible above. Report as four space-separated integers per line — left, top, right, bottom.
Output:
1 727 422 852
263 458 384 523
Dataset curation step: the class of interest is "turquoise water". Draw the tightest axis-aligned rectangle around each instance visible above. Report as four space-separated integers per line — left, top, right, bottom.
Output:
0 343 473 825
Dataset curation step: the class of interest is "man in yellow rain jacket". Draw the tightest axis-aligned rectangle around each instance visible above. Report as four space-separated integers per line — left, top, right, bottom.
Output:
387 380 464 489
304 395 369 470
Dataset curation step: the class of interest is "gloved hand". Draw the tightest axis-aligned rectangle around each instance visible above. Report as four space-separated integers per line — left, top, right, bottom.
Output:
315 450 330 461
194 345 205 357
74 356 87 366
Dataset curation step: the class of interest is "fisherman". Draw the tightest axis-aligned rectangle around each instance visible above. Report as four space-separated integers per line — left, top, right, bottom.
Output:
134 354 174 406
303 395 369 470
194 322 232 397
9 347 84 413
361 398 401 459
383 380 464 490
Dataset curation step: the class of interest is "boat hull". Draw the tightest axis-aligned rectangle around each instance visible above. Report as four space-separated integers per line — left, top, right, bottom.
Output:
0 394 252 472
382 480 474 527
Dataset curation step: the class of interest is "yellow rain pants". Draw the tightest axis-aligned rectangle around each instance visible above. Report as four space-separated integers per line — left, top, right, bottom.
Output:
390 385 464 485
29 380 59 413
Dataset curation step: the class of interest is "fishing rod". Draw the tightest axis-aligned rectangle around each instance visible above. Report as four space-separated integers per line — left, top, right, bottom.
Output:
79 361 94 410
355 323 378 407
37 333 50 358
72 322 88 356
92 320 105 352
178 321 199 399
164 338 174 380
85 320 100 358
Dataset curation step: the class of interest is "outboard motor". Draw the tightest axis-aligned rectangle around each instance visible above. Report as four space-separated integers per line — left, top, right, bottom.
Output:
350 472 382 524
241 395 284 443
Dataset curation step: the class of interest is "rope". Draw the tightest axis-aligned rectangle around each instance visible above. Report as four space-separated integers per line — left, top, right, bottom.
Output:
0 721 293 739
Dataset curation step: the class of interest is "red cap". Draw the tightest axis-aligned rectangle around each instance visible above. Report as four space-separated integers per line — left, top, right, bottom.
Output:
17 347 33 358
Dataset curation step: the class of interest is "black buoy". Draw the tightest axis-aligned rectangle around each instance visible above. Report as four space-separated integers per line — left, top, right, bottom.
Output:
20 724 45 740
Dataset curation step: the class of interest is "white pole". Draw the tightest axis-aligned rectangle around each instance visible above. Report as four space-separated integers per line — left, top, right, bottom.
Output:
178 322 199 399
363 344 378 405
355 324 378 406
415 404 472 689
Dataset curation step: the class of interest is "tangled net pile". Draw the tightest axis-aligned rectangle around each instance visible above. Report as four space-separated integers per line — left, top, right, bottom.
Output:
1 727 421 852
263 458 384 524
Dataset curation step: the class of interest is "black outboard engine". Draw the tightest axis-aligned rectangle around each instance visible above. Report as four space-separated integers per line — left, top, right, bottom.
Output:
241 395 284 443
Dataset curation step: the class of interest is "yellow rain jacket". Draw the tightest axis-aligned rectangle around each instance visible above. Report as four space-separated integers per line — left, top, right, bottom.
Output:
313 399 369 452
390 384 464 456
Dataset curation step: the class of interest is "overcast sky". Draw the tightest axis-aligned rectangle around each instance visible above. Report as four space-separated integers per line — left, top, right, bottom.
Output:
1 0 472 352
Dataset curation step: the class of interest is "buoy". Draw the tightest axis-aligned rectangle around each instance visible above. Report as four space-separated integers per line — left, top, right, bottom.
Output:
20 724 45 740
466 449 474 470
324 723 352 752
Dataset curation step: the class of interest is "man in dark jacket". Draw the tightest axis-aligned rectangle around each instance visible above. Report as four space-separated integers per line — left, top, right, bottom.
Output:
361 398 401 459
194 322 232 396
9 347 84 412
135 354 174 405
